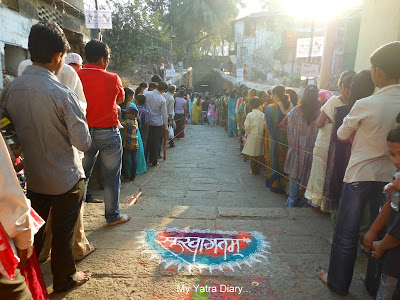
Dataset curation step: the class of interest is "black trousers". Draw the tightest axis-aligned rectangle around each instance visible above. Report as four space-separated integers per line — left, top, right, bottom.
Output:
27 179 84 292
147 125 163 165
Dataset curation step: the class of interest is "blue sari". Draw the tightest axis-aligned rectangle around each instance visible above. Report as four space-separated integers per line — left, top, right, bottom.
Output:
227 97 237 136
120 103 147 176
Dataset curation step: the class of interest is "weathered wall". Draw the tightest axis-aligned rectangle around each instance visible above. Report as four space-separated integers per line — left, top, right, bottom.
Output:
169 68 193 89
354 0 400 71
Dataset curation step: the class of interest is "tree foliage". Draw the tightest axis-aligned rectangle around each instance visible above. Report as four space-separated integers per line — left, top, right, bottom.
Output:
103 0 239 70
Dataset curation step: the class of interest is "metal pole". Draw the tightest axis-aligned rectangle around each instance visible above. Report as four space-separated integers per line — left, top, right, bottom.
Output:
94 0 102 41
306 16 316 86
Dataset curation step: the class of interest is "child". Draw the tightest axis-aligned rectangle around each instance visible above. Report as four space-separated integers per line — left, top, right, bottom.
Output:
207 99 217 125
121 106 139 182
136 94 150 154
363 123 400 299
242 97 265 175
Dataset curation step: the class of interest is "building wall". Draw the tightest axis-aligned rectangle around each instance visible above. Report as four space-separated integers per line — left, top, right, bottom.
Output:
354 0 400 71
0 0 89 89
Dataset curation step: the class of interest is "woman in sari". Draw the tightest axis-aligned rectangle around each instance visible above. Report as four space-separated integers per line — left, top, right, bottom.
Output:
323 70 375 228
121 88 147 175
264 85 293 193
305 72 354 212
191 94 202 125
227 89 238 136
284 84 320 207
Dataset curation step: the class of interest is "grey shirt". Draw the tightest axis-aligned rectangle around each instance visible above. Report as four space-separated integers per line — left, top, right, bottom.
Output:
163 92 175 118
0 65 91 195
145 89 168 127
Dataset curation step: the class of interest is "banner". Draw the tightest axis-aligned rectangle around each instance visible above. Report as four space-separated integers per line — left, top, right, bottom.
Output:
300 63 320 78
85 10 112 29
236 68 244 83
166 69 176 78
296 37 324 58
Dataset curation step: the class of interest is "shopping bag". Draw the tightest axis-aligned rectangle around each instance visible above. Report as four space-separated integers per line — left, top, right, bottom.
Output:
168 126 174 140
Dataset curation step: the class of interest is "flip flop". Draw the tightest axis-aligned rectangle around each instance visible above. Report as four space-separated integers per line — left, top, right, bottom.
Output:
87 198 103 204
107 214 132 226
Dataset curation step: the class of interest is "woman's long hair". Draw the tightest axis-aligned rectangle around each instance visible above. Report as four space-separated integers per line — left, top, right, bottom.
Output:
122 87 134 109
300 85 320 125
134 82 147 99
348 70 375 108
272 85 290 110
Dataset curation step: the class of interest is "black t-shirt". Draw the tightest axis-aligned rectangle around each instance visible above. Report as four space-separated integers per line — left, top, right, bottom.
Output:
202 100 209 112
382 207 400 278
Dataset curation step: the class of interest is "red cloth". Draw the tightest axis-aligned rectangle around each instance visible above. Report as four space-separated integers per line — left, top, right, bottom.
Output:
0 225 19 280
20 248 49 300
78 64 125 128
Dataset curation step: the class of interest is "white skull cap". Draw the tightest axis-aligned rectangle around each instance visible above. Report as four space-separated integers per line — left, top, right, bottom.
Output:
65 53 83 65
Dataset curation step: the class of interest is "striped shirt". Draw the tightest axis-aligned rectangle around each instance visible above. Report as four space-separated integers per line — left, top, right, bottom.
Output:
121 118 139 150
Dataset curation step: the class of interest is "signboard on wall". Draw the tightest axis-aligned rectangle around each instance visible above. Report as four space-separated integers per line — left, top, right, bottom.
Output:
300 63 320 78
85 10 112 29
296 37 324 58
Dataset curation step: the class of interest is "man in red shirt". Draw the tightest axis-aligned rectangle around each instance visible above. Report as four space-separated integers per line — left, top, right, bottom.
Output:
78 40 131 226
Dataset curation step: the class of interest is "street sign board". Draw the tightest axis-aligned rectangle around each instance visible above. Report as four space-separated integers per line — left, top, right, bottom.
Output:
296 37 324 58
85 10 112 29
236 68 244 82
300 63 320 78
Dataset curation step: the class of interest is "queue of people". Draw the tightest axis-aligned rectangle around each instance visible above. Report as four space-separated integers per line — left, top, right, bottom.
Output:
0 20 191 299
213 41 400 299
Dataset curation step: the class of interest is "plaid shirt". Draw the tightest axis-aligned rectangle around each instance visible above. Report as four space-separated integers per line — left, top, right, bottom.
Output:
121 118 139 150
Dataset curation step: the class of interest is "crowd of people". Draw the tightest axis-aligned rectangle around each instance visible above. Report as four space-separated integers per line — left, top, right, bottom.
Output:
193 42 400 299
0 21 193 299
1 19 400 300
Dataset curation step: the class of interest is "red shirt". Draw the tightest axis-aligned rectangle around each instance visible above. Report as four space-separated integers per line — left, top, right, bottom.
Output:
78 64 124 128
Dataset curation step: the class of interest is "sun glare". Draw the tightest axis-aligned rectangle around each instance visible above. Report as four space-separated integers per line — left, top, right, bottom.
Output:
282 0 362 19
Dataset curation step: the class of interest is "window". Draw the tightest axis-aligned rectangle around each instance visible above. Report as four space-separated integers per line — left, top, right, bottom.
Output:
4 0 19 11
244 21 256 37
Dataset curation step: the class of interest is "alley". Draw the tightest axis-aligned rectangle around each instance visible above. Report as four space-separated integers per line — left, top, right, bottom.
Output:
44 124 371 300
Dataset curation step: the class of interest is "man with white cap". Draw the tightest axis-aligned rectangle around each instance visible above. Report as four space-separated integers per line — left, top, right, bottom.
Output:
65 52 83 72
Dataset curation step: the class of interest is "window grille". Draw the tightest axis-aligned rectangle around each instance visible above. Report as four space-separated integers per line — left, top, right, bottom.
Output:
4 0 19 12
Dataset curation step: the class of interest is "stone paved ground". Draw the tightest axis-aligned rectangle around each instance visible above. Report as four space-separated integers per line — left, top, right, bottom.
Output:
43 124 372 300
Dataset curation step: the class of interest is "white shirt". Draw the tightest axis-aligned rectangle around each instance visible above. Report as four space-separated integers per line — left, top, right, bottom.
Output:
145 90 168 127
338 84 400 183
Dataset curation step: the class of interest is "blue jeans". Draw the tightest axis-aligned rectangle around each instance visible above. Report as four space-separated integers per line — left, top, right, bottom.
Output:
376 274 398 300
201 111 207 125
328 181 387 296
83 128 122 223
287 177 299 207
122 148 137 180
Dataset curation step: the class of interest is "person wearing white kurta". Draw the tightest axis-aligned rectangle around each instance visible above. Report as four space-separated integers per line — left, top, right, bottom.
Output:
305 95 344 210
242 107 265 174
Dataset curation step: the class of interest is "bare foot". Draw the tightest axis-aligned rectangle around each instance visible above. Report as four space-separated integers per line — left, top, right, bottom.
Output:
360 274 365 281
107 214 132 226
328 238 333 245
318 271 328 287
73 269 91 287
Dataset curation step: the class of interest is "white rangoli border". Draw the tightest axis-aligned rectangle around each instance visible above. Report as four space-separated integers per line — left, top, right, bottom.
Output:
136 227 270 273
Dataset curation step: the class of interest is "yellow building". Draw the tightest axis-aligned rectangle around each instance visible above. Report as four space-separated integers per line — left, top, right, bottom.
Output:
354 0 400 71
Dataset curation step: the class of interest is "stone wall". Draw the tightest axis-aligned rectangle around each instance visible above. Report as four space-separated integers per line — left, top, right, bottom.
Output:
169 68 193 89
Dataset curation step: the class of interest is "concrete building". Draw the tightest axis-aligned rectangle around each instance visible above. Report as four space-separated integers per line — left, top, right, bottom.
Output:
0 0 90 90
354 0 400 71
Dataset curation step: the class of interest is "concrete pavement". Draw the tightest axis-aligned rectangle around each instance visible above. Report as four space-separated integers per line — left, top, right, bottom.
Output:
43 124 372 300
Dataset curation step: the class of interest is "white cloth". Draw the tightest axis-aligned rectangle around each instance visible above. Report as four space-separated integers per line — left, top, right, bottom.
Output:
18 59 87 114
305 96 343 208
242 109 265 156
0 137 33 251
338 84 400 183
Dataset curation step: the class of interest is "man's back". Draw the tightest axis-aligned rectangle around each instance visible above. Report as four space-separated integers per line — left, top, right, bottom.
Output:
146 90 168 126
0 65 90 195
78 64 124 128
